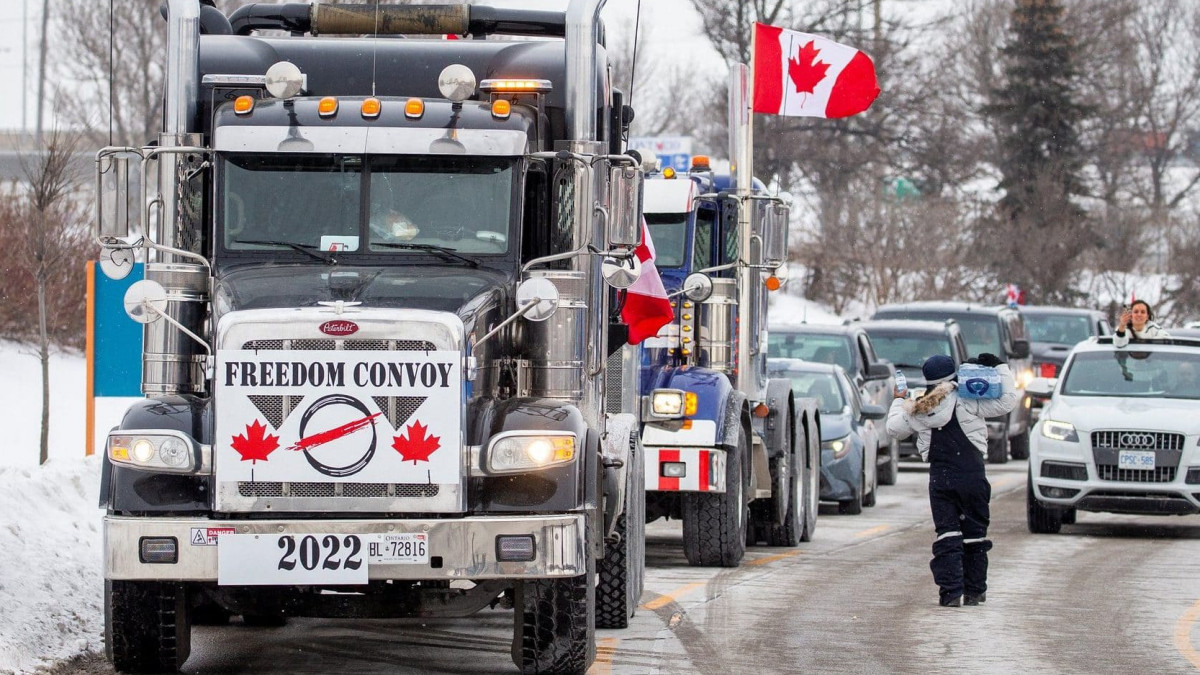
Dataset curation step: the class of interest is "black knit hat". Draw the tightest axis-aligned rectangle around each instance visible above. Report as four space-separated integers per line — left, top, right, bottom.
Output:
922 355 956 384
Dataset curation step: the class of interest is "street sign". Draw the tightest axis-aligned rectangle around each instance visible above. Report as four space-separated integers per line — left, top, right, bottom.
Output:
629 136 693 172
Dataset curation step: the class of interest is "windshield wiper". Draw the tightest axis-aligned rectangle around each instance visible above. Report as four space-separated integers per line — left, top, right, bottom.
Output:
374 242 480 268
234 239 336 265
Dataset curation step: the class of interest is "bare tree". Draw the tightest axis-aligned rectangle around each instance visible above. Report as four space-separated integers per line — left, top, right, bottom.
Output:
11 128 89 465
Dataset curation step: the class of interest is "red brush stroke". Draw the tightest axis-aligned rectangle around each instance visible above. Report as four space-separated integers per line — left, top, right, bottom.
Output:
287 413 382 452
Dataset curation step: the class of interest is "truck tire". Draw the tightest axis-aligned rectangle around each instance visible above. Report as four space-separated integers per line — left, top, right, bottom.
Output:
596 435 645 629
682 424 748 567
800 418 819 542
242 613 287 627
768 412 800 547
878 439 900 486
105 580 191 674
1009 429 1030 460
512 559 596 674
1026 475 1063 534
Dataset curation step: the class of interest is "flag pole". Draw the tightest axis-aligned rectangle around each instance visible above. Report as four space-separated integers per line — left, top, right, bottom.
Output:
731 42 754 392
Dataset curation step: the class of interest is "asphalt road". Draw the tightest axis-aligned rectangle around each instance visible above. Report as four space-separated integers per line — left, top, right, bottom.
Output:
53 459 1200 674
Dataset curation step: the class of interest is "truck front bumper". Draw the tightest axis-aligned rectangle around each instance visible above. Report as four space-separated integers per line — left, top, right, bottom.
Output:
105 513 584 581
643 447 727 493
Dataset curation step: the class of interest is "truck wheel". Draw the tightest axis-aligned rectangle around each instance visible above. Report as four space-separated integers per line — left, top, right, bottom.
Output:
242 613 287 627
105 580 191 674
769 413 801 547
878 439 900 486
512 555 595 675
800 420 819 542
596 435 645 629
1026 474 1063 534
1009 429 1030 460
682 424 748 567
987 433 1009 464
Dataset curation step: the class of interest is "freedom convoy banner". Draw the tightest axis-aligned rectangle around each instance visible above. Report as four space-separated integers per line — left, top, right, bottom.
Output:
214 350 462 485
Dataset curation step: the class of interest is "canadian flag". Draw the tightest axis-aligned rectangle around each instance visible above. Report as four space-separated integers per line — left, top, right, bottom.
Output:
752 23 880 119
621 220 675 344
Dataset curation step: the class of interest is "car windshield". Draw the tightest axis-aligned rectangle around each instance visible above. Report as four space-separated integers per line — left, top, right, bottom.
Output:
767 333 853 372
220 154 515 255
880 312 1000 355
1061 350 1200 399
1025 314 1093 345
868 332 951 375
772 371 846 414
645 213 688 268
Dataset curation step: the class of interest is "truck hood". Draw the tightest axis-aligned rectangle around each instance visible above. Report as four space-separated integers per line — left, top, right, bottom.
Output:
1045 395 1200 435
214 263 510 321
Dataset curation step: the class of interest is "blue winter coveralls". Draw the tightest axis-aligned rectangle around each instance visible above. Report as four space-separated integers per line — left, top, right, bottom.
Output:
886 362 1018 605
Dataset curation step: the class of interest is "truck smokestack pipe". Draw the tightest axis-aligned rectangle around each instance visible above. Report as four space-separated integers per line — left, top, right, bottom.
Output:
165 0 200 136
565 0 606 140
228 3 313 36
228 4 565 38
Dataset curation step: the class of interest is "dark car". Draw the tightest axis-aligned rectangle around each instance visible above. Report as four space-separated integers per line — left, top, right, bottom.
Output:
767 323 901 484
767 358 887 515
858 319 970 460
871 302 1033 464
1020 306 1112 379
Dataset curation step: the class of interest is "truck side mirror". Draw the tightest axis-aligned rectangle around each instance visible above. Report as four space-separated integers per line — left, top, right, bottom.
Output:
1010 338 1031 359
761 201 789 269
96 149 143 243
607 164 641 248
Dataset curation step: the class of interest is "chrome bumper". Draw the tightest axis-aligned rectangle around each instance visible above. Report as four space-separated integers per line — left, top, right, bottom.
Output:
105 513 585 581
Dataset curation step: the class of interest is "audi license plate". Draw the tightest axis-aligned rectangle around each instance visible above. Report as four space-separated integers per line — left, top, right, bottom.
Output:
218 532 429 585
1118 450 1156 471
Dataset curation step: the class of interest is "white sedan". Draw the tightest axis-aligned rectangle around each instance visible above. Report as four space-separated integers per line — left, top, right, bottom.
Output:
1026 336 1200 533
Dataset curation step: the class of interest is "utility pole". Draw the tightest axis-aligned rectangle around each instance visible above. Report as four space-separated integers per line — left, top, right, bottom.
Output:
22 0 28 132
36 0 49 146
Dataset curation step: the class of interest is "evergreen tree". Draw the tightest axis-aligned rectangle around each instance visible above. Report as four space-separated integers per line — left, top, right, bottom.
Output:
984 0 1091 304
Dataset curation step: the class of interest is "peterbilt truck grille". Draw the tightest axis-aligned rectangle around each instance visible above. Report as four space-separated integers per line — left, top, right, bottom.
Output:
216 308 467 514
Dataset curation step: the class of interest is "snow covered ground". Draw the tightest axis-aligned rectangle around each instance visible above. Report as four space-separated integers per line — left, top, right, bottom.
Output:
0 341 109 674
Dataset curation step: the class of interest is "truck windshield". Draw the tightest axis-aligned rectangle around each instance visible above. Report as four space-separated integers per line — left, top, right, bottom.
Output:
645 213 688 268
220 154 515 256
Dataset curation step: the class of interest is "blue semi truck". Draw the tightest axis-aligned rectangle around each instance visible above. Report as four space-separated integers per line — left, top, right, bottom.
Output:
636 66 822 567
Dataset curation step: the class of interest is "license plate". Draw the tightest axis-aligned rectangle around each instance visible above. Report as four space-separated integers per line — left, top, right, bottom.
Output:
219 533 369 586
1118 450 1156 471
368 533 430 564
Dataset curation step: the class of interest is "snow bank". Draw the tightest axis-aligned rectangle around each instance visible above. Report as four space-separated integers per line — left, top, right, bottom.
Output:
0 456 104 674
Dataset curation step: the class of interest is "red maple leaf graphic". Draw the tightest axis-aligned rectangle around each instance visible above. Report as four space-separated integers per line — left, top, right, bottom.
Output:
788 41 830 95
392 421 441 464
232 419 280 463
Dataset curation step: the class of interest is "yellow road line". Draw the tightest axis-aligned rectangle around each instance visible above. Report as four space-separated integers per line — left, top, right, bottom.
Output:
746 549 804 566
1173 598 1200 669
640 581 706 610
588 637 620 675
853 524 891 539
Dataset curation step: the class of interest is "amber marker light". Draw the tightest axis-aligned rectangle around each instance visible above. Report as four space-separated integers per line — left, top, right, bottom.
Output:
361 97 381 118
405 98 425 119
233 95 254 115
663 167 676 179
491 99 512 119
753 403 771 418
318 96 339 117
765 276 782 291
691 155 711 170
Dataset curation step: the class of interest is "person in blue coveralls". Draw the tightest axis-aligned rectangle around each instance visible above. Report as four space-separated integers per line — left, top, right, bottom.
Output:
885 353 1018 607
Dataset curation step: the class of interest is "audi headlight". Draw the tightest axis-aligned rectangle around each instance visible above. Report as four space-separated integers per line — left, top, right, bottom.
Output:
1040 419 1079 443
647 389 697 419
487 432 577 473
108 430 203 473
822 434 852 459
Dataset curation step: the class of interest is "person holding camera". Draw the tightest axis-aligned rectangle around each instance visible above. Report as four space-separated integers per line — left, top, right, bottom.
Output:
886 353 1018 608
1114 299 1169 348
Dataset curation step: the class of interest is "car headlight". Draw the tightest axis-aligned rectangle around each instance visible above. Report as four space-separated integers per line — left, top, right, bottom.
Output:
487 432 577 473
822 434 852 459
1016 369 1035 389
647 389 698 419
1040 419 1079 442
108 430 202 473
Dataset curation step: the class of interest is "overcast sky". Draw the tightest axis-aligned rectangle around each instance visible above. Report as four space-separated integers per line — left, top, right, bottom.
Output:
0 0 722 134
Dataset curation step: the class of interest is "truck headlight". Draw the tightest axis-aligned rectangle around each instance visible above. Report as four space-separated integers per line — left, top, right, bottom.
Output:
108 430 203 473
822 435 852 459
647 389 697 419
487 432 576 473
1040 419 1079 443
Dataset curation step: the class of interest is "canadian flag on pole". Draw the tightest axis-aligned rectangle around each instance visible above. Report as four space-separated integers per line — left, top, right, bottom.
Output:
621 220 675 344
752 23 880 119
